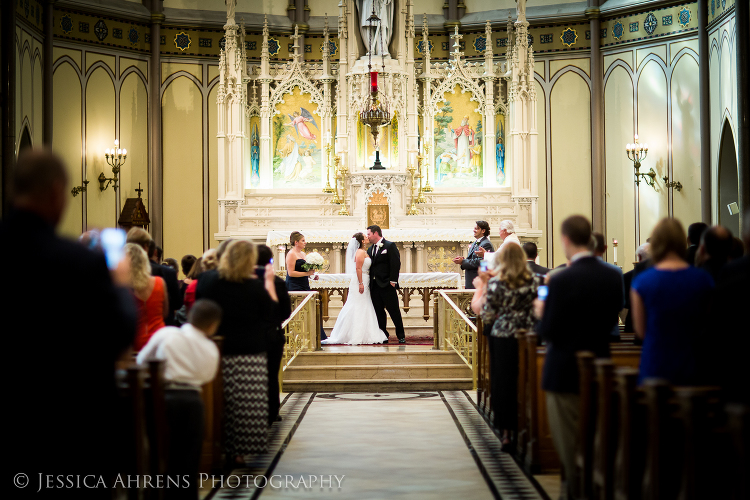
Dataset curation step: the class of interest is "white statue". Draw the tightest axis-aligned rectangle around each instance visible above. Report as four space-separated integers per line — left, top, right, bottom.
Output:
357 0 394 57
225 0 237 25
516 0 526 22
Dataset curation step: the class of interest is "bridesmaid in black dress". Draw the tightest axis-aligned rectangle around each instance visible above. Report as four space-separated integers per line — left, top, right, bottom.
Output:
285 231 318 291
285 231 326 339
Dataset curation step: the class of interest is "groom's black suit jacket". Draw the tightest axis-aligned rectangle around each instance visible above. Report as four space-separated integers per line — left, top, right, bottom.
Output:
368 238 401 288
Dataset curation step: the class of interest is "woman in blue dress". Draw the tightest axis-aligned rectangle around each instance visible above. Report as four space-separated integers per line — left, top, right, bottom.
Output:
631 218 714 385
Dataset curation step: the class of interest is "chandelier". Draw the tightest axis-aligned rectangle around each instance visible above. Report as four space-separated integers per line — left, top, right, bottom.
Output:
359 5 390 170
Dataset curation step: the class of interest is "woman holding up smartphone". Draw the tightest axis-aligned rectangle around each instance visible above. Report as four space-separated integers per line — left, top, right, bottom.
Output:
471 244 538 451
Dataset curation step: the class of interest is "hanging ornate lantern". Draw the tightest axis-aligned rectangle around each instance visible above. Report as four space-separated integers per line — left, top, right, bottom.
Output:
359 6 391 170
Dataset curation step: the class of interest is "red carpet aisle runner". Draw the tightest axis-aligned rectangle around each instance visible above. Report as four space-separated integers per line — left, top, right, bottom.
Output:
323 336 434 346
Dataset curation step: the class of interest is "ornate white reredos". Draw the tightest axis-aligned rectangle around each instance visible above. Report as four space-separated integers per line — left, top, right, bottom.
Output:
268 26 326 116
215 0 541 249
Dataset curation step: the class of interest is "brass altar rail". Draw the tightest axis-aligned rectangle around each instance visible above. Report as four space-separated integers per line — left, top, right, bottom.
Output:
435 290 483 389
280 291 322 391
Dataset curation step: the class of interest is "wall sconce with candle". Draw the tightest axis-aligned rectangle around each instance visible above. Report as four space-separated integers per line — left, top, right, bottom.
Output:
625 134 653 248
99 140 127 225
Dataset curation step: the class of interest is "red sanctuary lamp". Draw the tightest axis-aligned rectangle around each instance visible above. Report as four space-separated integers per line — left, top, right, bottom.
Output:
359 5 390 169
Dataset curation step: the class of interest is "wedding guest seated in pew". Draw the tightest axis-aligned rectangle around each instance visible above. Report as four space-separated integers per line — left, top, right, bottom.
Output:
196 240 279 466
630 218 714 386
472 244 538 451
126 243 169 350
3 148 136 492
137 299 222 500
535 215 624 498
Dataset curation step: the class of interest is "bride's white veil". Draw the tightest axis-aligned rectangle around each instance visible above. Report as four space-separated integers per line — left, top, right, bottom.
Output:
345 237 360 275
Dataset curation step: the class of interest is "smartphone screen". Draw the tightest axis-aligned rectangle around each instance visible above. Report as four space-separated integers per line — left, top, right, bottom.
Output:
537 285 549 301
100 228 126 270
479 259 489 272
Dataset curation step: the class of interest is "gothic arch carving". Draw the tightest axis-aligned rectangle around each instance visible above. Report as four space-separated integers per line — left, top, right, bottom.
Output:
269 63 325 116
428 73 485 116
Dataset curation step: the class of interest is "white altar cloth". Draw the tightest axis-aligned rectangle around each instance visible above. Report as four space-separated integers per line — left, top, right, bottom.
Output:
307 272 461 289
266 229 475 247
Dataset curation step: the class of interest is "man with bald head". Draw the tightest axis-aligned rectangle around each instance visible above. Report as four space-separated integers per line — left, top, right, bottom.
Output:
2 148 135 492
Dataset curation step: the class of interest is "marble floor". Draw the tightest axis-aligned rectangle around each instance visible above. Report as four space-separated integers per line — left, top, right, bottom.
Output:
204 390 549 500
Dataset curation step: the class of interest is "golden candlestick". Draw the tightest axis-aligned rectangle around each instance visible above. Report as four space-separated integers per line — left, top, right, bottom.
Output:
336 156 350 216
416 149 427 204
322 143 336 193
330 156 342 205
406 155 420 215
421 142 433 192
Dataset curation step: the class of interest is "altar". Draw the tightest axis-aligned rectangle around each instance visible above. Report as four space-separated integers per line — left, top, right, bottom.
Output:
308 272 461 321
215 0 544 260
267 228 477 275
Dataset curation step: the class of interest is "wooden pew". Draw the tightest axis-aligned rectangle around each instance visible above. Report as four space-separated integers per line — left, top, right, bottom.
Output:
200 336 224 474
116 365 149 500
592 360 616 500
519 341 641 474
613 367 644 500
146 360 168 487
574 352 596 500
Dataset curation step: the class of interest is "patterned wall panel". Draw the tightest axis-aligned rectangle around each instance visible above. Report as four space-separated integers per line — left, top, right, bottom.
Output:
708 0 735 25
15 0 44 33
602 2 698 48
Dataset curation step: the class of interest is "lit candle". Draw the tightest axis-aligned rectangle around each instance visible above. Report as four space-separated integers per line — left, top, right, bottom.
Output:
613 239 618 264
370 71 378 93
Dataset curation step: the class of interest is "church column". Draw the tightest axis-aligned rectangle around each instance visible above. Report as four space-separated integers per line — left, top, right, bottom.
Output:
735 0 750 219
587 1 605 234
699 0 711 223
149 2 164 246
43 0 54 145
1 0 16 215
414 241 425 273
336 1 350 164
259 16 273 189
482 21 496 187
277 244 287 272
404 242 413 273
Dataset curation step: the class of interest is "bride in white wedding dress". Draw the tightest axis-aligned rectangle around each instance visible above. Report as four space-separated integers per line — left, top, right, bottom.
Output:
321 233 388 345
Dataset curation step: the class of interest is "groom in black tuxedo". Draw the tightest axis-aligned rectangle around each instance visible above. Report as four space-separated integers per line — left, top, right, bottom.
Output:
366 225 406 344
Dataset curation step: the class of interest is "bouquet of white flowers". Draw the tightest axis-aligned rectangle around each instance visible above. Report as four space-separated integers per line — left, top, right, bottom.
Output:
302 252 325 271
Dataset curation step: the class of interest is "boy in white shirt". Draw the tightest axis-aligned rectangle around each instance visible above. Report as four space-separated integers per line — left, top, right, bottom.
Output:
137 299 222 499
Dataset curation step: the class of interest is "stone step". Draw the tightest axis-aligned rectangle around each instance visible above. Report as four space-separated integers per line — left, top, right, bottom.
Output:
283 363 471 380
322 325 434 336
291 351 462 366
281 378 473 392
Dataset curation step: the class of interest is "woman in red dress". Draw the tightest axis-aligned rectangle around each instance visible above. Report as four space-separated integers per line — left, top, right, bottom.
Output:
125 243 168 350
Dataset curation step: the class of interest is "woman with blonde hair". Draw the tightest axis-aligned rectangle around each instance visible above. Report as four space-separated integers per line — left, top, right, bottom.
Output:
125 243 168 350
471 242 538 450
196 239 278 464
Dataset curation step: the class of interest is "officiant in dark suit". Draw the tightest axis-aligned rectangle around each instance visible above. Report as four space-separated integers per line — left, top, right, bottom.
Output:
453 221 495 289
366 225 406 344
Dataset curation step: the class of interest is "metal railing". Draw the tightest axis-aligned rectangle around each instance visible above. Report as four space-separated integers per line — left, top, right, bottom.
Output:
280 291 321 391
435 290 483 389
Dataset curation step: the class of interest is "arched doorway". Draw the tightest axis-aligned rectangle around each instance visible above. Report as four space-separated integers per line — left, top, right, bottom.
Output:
17 126 32 155
718 120 739 236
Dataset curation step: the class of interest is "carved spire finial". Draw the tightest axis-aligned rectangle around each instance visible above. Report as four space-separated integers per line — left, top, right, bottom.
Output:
451 25 464 61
